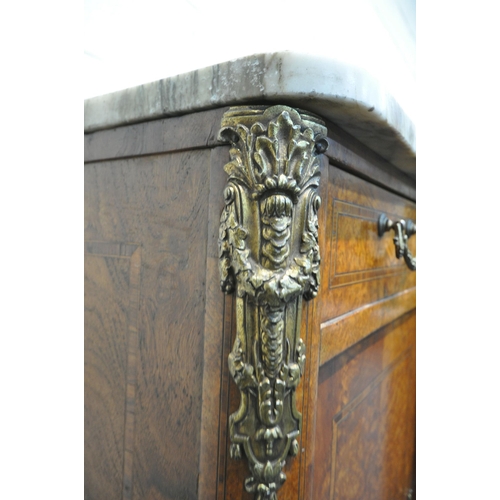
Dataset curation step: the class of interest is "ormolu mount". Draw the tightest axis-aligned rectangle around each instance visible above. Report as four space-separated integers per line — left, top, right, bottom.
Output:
218 105 328 499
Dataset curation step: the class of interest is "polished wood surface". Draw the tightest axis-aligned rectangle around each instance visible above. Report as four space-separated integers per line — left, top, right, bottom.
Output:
304 160 416 499
320 288 416 365
84 108 226 163
321 165 416 322
313 311 416 499
85 107 416 500
324 120 416 202
85 150 213 500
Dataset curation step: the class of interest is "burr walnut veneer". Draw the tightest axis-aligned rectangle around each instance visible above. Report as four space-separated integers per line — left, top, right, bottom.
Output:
85 53 416 500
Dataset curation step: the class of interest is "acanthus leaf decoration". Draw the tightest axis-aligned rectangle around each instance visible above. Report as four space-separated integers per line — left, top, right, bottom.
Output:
218 105 328 499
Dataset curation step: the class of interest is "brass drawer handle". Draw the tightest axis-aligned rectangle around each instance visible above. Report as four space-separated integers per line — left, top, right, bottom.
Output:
378 213 416 271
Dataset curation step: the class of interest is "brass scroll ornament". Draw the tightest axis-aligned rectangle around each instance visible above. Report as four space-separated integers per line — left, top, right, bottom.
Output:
218 105 328 499
378 213 416 271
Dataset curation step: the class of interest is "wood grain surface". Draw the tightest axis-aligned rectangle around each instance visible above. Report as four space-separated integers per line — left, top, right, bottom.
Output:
320 287 416 365
85 149 211 500
84 107 227 163
85 111 417 500
85 252 131 500
303 159 416 499
321 165 416 323
198 146 235 500
312 310 416 499
324 119 416 201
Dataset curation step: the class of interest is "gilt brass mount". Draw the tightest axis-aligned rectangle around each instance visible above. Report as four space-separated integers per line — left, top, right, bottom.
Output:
378 213 416 271
218 105 328 499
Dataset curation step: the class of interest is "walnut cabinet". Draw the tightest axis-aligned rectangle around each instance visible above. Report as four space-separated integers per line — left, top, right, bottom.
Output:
85 53 416 500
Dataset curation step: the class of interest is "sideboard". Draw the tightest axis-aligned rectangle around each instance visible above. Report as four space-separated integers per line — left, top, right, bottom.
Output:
84 52 416 500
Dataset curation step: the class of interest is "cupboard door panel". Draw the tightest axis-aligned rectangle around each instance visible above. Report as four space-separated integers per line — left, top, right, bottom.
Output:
312 311 416 500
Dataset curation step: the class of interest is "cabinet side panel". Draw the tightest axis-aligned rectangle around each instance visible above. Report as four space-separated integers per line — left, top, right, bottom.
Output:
198 146 230 500
85 149 211 500
85 254 131 500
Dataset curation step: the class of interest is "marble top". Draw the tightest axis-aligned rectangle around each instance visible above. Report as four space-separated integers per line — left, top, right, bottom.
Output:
84 52 416 176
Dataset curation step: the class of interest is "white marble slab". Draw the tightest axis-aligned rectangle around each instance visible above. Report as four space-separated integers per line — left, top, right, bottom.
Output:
84 52 416 176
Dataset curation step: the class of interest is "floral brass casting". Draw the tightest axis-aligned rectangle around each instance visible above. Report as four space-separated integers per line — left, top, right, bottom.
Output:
218 105 328 499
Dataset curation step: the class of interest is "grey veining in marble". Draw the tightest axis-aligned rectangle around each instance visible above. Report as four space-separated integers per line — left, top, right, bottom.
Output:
84 52 416 175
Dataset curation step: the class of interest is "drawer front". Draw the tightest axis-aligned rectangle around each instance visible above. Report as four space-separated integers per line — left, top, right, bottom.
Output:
318 165 416 365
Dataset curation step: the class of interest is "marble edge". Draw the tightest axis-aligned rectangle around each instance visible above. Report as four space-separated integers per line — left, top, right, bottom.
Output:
84 52 416 175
